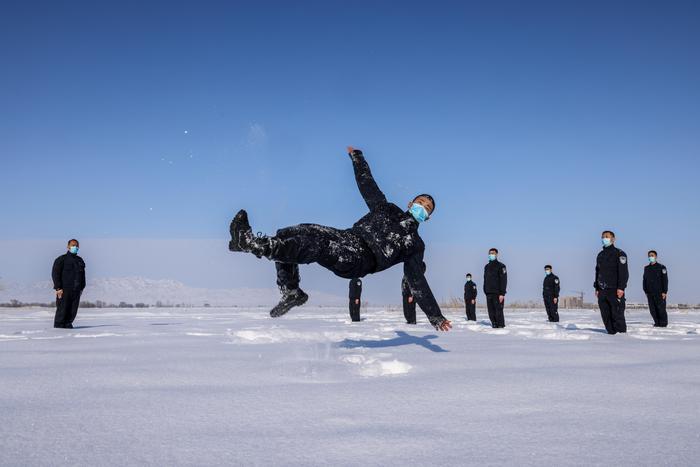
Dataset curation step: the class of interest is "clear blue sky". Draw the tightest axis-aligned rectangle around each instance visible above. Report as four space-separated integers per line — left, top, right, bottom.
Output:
2 1 699 303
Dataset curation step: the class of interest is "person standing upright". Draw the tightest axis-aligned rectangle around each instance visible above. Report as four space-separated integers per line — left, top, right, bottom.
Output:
401 262 426 324
349 278 362 322
643 250 669 327
542 265 560 322
483 248 507 328
594 231 629 334
464 273 478 321
51 239 86 329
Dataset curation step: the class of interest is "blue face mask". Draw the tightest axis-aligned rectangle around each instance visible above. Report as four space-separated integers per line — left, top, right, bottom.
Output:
409 203 429 223
69 246 79 254
488 254 497 261
601 238 612 247
545 270 551 275
648 256 656 263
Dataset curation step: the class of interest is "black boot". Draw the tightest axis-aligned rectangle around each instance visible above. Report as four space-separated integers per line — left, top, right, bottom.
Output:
229 210 275 258
270 287 309 318
229 210 253 252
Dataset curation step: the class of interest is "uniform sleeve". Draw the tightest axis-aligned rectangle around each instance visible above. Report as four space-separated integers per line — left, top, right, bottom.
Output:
403 254 446 328
642 269 648 294
618 250 629 290
349 150 387 211
80 259 86 291
402 277 411 297
464 283 468 297
499 264 508 295
594 261 600 291
51 256 64 290
662 267 668 293
554 276 560 297
474 283 478 298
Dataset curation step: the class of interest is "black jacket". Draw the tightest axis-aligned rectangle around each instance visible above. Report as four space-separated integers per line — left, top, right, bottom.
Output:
484 260 507 295
464 280 478 300
643 262 668 295
543 274 560 297
349 278 363 300
52 253 86 292
348 150 444 323
594 245 629 291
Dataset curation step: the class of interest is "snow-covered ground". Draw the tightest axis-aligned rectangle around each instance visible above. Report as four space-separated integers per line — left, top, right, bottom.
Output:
1 306 699 466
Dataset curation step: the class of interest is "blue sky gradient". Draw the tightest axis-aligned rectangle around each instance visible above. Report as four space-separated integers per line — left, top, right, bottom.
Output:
2 1 699 303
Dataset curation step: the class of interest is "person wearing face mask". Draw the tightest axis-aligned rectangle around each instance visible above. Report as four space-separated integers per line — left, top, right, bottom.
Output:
401 261 426 324
228 147 452 331
594 230 629 334
542 265 560 322
643 250 669 327
464 273 478 321
51 239 86 329
349 278 362 322
483 248 507 328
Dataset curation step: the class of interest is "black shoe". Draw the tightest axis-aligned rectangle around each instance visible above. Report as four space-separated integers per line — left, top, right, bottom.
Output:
65 324 74 329
270 288 309 318
229 209 253 252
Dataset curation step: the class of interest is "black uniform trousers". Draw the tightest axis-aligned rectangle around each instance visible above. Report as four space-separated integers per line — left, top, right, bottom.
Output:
485 294 505 328
349 300 361 322
543 295 559 322
273 224 375 290
647 293 668 327
402 295 417 324
54 290 81 328
465 298 476 321
597 289 627 334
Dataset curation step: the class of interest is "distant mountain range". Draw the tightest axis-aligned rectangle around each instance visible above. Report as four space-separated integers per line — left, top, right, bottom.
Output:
0 276 345 307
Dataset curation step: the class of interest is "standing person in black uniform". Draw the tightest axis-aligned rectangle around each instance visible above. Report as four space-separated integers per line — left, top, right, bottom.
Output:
51 239 86 329
542 265 560 322
464 273 477 321
349 278 362 322
643 250 669 327
483 248 507 328
401 262 426 324
228 147 452 331
594 230 629 334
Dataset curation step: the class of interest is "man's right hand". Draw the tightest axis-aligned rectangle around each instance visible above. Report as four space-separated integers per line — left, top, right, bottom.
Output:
595 290 599 298
347 146 355 155
408 296 414 304
355 299 360 305
56 289 63 299
471 299 476 305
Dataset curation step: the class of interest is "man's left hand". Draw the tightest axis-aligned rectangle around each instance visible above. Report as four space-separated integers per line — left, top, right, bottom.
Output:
498 295 505 304
616 289 625 299
553 298 558 304
662 293 667 300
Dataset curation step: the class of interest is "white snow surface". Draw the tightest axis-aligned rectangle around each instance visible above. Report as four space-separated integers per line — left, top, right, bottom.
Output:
1 306 699 466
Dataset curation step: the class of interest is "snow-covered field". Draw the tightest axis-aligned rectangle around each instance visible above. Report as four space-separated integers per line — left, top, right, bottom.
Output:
1 306 699 466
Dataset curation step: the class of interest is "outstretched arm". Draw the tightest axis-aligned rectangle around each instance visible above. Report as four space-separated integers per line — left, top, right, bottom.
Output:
347 147 387 211
404 254 451 331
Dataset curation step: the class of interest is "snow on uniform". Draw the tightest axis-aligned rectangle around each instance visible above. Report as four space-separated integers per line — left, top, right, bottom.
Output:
255 149 448 330
349 279 362 322
594 245 629 334
464 280 478 321
484 260 507 328
643 262 669 327
543 274 561 322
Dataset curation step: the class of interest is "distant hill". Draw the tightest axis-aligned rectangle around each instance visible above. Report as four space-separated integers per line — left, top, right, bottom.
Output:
0 276 345 307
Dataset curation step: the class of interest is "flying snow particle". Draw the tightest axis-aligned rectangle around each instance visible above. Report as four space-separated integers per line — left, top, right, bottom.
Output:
184 130 189 134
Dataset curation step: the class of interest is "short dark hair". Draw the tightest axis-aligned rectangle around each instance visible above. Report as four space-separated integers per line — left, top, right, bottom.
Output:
601 230 615 238
413 194 435 212
466 273 472 277
67 239 79 246
544 265 552 270
489 248 498 254
648 250 657 256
